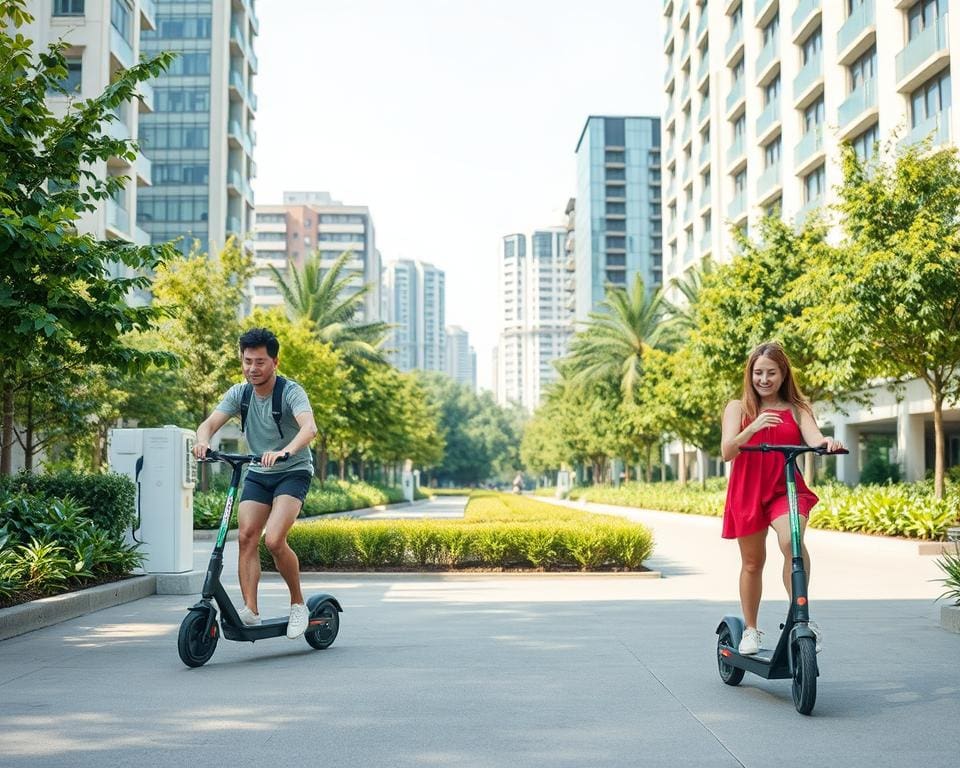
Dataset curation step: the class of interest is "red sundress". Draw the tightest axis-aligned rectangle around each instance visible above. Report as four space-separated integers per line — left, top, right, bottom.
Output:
722 407 819 539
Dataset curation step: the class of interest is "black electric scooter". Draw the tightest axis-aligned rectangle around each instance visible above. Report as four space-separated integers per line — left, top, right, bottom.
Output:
177 450 342 668
715 443 848 715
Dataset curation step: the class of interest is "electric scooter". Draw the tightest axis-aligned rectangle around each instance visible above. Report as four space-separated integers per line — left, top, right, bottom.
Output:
177 450 342 668
715 443 848 715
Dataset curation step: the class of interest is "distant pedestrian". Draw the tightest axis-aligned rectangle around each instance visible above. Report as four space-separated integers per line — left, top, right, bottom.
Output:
719 342 843 655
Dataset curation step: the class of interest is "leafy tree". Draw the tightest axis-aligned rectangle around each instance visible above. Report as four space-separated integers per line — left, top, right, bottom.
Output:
832 140 960 498
270 250 391 365
0 1 175 473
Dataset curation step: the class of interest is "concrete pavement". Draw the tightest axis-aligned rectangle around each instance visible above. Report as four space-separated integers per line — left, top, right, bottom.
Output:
0 494 958 767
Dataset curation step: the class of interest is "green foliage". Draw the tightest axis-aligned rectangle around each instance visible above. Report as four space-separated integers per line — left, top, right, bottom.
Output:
859 457 901 485
0 471 135 540
266 491 655 571
933 545 960 605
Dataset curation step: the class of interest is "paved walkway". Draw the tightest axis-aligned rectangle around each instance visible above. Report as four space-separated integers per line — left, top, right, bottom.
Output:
0 494 957 767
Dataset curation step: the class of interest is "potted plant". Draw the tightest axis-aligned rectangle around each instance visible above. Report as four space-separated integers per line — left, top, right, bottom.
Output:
935 544 960 633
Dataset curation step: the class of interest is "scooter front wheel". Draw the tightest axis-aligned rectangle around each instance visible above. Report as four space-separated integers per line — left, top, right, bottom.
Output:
792 636 817 715
178 609 218 667
717 625 745 686
304 599 340 649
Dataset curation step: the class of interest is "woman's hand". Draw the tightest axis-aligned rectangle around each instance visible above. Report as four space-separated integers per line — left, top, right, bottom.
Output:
819 437 845 452
748 410 782 435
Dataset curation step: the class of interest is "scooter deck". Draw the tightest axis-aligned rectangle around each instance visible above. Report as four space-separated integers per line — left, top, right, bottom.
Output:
221 616 289 642
719 644 792 680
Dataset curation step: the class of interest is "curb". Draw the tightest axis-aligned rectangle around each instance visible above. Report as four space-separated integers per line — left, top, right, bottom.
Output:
941 604 960 633
919 541 960 556
0 575 157 642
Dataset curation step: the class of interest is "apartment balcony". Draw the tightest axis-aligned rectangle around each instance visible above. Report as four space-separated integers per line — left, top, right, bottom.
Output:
757 161 781 203
681 38 692 67
680 78 690 106
698 95 710 126
792 0 820 43
794 126 825 175
140 0 157 31
726 135 746 170
227 168 242 195
793 51 823 108
837 0 876 66
133 152 151 186
755 37 780 86
248 90 258 111
227 216 242 235
755 0 778 26
727 194 746 223
681 120 692 147
697 52 710 86
105 198 130 239
245 0 260 34
228 120 243 148
898 108 951 152
134 225 151 246
795 195 823 227
755 97 781 144
664 20 675 51
725 23 744 65
110 27 134 69
137 80 154 113
698 139 711 168
895 14 950 94
229 69 244 98
837 79 878 139
665 100 676 129
725 77 745 117
683 243 695 265
249 48 259 73
678 0 690 25
230 24 246 55
695 7 709 44
243 178 255 202
664 0 674 15
699 185 711 210
665 65 676 89
104 111 130 143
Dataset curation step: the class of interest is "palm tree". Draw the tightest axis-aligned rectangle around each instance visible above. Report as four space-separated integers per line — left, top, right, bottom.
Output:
565 274 675 401
666 256 713 336
269 250 392 364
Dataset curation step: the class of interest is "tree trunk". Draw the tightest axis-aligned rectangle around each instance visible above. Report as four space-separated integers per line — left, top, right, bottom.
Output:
933 391 945 499
319 435 328 482
678 441 688 486
645 444 654 483
24 392 34 473
359 458 365 481
1 382 14 475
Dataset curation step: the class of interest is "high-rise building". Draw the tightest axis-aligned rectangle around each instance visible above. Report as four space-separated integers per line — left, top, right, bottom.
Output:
383 260 446 372
137 0 258 251
24 0 156 248
660 0 960 484
496 228 571 410
574 115 663 321
252 192 381 321
445 325 476 390
562 197 577 319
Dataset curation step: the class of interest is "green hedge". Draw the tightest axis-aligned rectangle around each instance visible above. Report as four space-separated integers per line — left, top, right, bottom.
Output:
259 491 654 571
566 478 960 540
0 471 136 541
194 478 415 529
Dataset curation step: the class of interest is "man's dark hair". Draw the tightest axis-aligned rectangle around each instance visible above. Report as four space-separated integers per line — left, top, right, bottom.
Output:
239 327 280 358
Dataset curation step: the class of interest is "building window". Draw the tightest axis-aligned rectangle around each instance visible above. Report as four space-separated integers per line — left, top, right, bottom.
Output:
605 150 625 163
801 27 822 65
764 76 781 105
803 164 826 203
731 3 742 29
849 46 876 93
733 114 746 140
910 69 951 128
803 97 825 132
48 56 82 93
762 13 779 47
850 123 879 162
908 0 947 40
764 137 782 167
54 0 84 15
731 56 744 83
111 0 133 45
604 118 626 147
734 169 746 195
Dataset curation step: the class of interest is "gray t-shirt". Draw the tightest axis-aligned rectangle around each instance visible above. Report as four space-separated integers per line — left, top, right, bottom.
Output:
215 378 314 475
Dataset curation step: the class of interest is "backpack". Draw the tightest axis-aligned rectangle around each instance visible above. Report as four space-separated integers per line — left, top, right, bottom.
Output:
240 376 287 439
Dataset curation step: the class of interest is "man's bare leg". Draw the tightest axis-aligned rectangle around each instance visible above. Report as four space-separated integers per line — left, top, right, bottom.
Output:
263 494 305 605
237 499 271 614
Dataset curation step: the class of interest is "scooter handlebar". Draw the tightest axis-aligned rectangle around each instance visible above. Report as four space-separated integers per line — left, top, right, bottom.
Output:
739 444 849 456
198 449 290 465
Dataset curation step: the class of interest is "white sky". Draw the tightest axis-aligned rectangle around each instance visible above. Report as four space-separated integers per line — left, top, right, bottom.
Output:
254 0 664 391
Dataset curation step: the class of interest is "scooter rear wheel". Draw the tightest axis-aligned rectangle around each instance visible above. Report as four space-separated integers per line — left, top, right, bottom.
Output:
304 599 339 650
792 636 817 715
717 625 745 686
178 609 218 667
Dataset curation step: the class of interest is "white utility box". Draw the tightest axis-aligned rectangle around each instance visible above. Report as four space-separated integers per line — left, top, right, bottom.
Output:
108 426 196 573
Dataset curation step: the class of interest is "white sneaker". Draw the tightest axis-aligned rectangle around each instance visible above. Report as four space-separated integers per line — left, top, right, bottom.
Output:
237 605 261 626
809 621 823 653
286 603 309 639
738 627 762 655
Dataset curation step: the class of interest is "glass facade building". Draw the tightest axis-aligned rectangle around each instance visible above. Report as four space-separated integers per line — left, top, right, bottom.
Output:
138 0 258 251
574 116 662 321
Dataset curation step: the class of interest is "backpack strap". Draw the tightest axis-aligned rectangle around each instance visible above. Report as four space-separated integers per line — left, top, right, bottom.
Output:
239 377 287 439
271 376 286 440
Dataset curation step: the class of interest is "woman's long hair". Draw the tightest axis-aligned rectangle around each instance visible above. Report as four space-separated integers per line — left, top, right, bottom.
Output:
739 341 811 425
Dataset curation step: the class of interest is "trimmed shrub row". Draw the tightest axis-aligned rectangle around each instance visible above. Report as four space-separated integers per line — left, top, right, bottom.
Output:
259 491 655 571
565 478 960 540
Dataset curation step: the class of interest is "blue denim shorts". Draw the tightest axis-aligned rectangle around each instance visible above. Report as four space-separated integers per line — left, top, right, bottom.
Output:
240 470 312 506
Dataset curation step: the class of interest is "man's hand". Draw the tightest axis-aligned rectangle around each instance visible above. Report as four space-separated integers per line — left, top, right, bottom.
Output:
259 451 289 467
193 441 210 460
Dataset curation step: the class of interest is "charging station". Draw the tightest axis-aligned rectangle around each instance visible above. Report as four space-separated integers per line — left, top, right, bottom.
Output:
108 426 197 574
